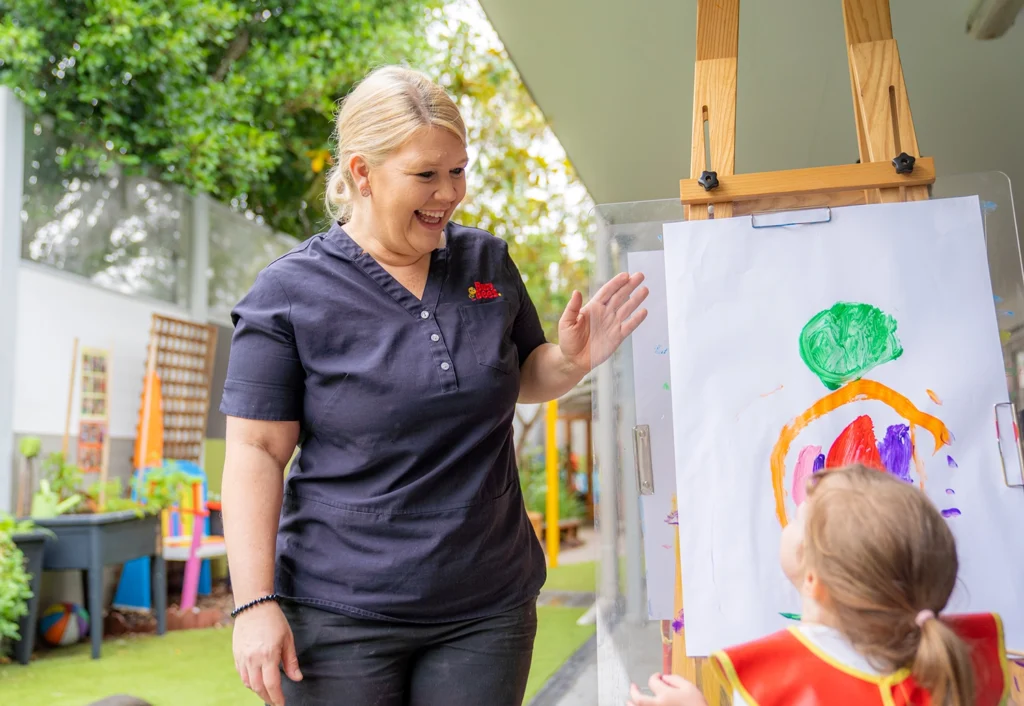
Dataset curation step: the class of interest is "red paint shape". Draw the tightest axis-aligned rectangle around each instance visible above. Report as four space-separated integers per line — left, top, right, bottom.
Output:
473 281 500 299
826 415 885 471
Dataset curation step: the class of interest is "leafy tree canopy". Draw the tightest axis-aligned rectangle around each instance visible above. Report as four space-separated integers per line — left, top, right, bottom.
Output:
1 0 593 340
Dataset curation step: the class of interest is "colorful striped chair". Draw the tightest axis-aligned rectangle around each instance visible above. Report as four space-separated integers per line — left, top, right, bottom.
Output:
112 460 226 610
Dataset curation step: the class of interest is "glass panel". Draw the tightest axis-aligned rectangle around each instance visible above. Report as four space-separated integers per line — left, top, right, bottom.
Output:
207 198 297 320
589 174 1020 704
20 115 192 306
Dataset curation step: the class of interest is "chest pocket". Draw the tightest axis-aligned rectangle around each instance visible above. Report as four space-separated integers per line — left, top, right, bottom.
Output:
459 300 517 375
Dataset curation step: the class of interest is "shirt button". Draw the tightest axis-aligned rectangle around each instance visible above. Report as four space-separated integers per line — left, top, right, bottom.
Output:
440 362 450 371
431 334 440 342
420 310 430 319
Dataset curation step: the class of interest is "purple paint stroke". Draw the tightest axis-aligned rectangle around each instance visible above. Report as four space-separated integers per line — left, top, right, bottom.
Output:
1015 659 1024 668
946 489 955 495
947 455 958 468
812 453 825 473
941 508 962 518
665 510 678 526
1015 676 1020 692
877 424 914 483
671 610 685 633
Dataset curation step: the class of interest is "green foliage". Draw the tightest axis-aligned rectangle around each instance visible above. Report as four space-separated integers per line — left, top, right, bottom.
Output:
518 449 586 521
17 437 41 459
134 463 193 513
0 513 38 649
38 452 83 511
0 0 440 239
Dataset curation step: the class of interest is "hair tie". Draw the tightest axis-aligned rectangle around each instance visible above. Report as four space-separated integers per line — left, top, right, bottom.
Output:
915 609 936 628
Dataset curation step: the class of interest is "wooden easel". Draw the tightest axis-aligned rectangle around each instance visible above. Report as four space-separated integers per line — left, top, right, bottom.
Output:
671 1 936 701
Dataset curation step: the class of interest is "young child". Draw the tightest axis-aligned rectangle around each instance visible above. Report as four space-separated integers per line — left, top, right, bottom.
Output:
629 463 1009 706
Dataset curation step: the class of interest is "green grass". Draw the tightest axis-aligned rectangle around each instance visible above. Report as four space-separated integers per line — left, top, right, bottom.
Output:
0 607 594 706
541 560 596 593
524 606 594 703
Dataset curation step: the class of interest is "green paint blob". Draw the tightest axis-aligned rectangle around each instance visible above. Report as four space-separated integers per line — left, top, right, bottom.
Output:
799 302 903 390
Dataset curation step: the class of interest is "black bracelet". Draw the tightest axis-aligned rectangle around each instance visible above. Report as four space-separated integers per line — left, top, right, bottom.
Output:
231 593 280 618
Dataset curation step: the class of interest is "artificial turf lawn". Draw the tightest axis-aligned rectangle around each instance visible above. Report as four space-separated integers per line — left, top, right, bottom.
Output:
0 605 594 705
540 560 597 594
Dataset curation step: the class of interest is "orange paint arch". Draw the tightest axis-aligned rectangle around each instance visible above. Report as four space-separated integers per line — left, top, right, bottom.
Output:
770 379 952 527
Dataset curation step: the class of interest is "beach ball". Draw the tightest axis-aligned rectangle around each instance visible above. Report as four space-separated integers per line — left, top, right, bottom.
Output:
39 602 90 646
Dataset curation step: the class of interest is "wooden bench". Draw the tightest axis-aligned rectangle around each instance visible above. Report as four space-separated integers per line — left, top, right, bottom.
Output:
541 518 583 547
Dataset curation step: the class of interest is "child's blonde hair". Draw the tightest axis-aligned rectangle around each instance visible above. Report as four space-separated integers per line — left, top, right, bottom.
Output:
323 65 467 223
803 464 973 706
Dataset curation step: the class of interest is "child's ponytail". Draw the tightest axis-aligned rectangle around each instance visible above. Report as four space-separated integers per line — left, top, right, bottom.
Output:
911 612 974 706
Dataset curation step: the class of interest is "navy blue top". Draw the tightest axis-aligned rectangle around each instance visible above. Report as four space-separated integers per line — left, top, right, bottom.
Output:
220 221 548 623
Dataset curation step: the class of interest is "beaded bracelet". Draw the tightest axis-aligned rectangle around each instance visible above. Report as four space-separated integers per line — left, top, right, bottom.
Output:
231 593 280 618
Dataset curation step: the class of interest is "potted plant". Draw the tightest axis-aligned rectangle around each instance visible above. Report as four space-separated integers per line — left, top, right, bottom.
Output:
23 455 190 659
1 513 51 665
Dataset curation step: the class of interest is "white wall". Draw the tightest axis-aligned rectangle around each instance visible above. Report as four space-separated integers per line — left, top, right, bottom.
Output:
13 263 191 439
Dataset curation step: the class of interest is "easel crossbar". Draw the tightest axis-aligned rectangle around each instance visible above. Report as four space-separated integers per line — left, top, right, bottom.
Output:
680 158 935 206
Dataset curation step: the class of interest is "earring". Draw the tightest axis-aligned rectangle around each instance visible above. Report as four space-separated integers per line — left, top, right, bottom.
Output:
360 187 371 197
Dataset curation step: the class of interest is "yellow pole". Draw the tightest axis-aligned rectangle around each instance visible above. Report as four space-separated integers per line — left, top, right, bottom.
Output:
545 399 559 568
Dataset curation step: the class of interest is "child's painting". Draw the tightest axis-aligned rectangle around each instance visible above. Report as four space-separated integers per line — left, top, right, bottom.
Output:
662 197 1024 656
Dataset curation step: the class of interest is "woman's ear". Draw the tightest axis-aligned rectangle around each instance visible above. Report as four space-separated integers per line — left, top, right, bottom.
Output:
348 154 371 197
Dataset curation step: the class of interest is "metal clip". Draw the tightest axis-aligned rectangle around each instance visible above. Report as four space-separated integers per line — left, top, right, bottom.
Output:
993 402 1024 487
633 425 655 495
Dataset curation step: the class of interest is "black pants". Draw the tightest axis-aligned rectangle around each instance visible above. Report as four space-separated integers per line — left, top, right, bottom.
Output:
278 599 538 706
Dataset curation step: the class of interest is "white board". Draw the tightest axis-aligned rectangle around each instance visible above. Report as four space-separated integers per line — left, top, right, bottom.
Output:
627 249 678 620
662 196 1024 656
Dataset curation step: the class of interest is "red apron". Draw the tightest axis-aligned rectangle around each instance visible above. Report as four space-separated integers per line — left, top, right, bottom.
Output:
710 613 1010 706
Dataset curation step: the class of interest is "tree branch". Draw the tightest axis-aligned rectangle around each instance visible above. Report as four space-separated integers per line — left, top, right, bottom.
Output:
213 28 251 82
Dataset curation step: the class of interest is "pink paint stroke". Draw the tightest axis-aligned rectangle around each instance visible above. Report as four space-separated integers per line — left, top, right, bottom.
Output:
792 445 822 506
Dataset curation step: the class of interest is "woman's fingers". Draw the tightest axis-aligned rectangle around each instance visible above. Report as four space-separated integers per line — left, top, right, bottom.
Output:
247 662 272 705
604 273 646 312
615 286 649 323
263 657 286 706
628 682 656 706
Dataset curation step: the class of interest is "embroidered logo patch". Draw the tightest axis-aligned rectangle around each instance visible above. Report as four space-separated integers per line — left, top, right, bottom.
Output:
468 282 501 300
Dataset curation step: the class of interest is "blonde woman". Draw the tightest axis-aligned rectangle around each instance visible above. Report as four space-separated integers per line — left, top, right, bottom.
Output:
220 65 649 706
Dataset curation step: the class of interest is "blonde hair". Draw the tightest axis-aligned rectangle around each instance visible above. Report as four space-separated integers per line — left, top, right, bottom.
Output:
803 464 974 706
323 65 467 223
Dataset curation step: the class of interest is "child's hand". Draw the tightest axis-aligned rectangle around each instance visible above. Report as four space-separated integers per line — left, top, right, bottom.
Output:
627 673 708 706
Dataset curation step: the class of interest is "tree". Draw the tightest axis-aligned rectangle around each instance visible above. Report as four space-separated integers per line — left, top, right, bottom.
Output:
0 0 439 239
425 1 594 341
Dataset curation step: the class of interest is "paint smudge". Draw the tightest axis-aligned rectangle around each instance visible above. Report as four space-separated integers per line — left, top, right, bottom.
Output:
779 612 801 621
662 544 673 549
665 510 678 526
654 345 668 355
1002 330 1013 345
827 415 885 471
760 385 784 398
946 488 955 495
662 382 670 391
671 610 685 633
947 456 958 469
1015 676 1019 692
926 389 943 405
941 508 962 518
799 302 903 390
982 200 998 213
995 295 1004 304
877 424 914 483
771 379 952 527
792 445 822 505
1003 311 1016 317
812 454 825 473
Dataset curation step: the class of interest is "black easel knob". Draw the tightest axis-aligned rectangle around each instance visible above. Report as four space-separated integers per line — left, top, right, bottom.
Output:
698 170 719 191
892 152 915 174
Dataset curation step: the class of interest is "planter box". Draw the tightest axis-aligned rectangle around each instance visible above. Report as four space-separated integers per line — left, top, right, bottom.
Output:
30 511 167 659
10 529 49 666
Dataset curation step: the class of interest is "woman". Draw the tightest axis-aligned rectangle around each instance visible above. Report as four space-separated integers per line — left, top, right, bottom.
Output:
220 65 649 706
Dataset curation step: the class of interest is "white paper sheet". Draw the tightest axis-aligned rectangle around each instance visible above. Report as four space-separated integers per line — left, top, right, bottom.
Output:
627 249 678 620
662 196 1024 656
